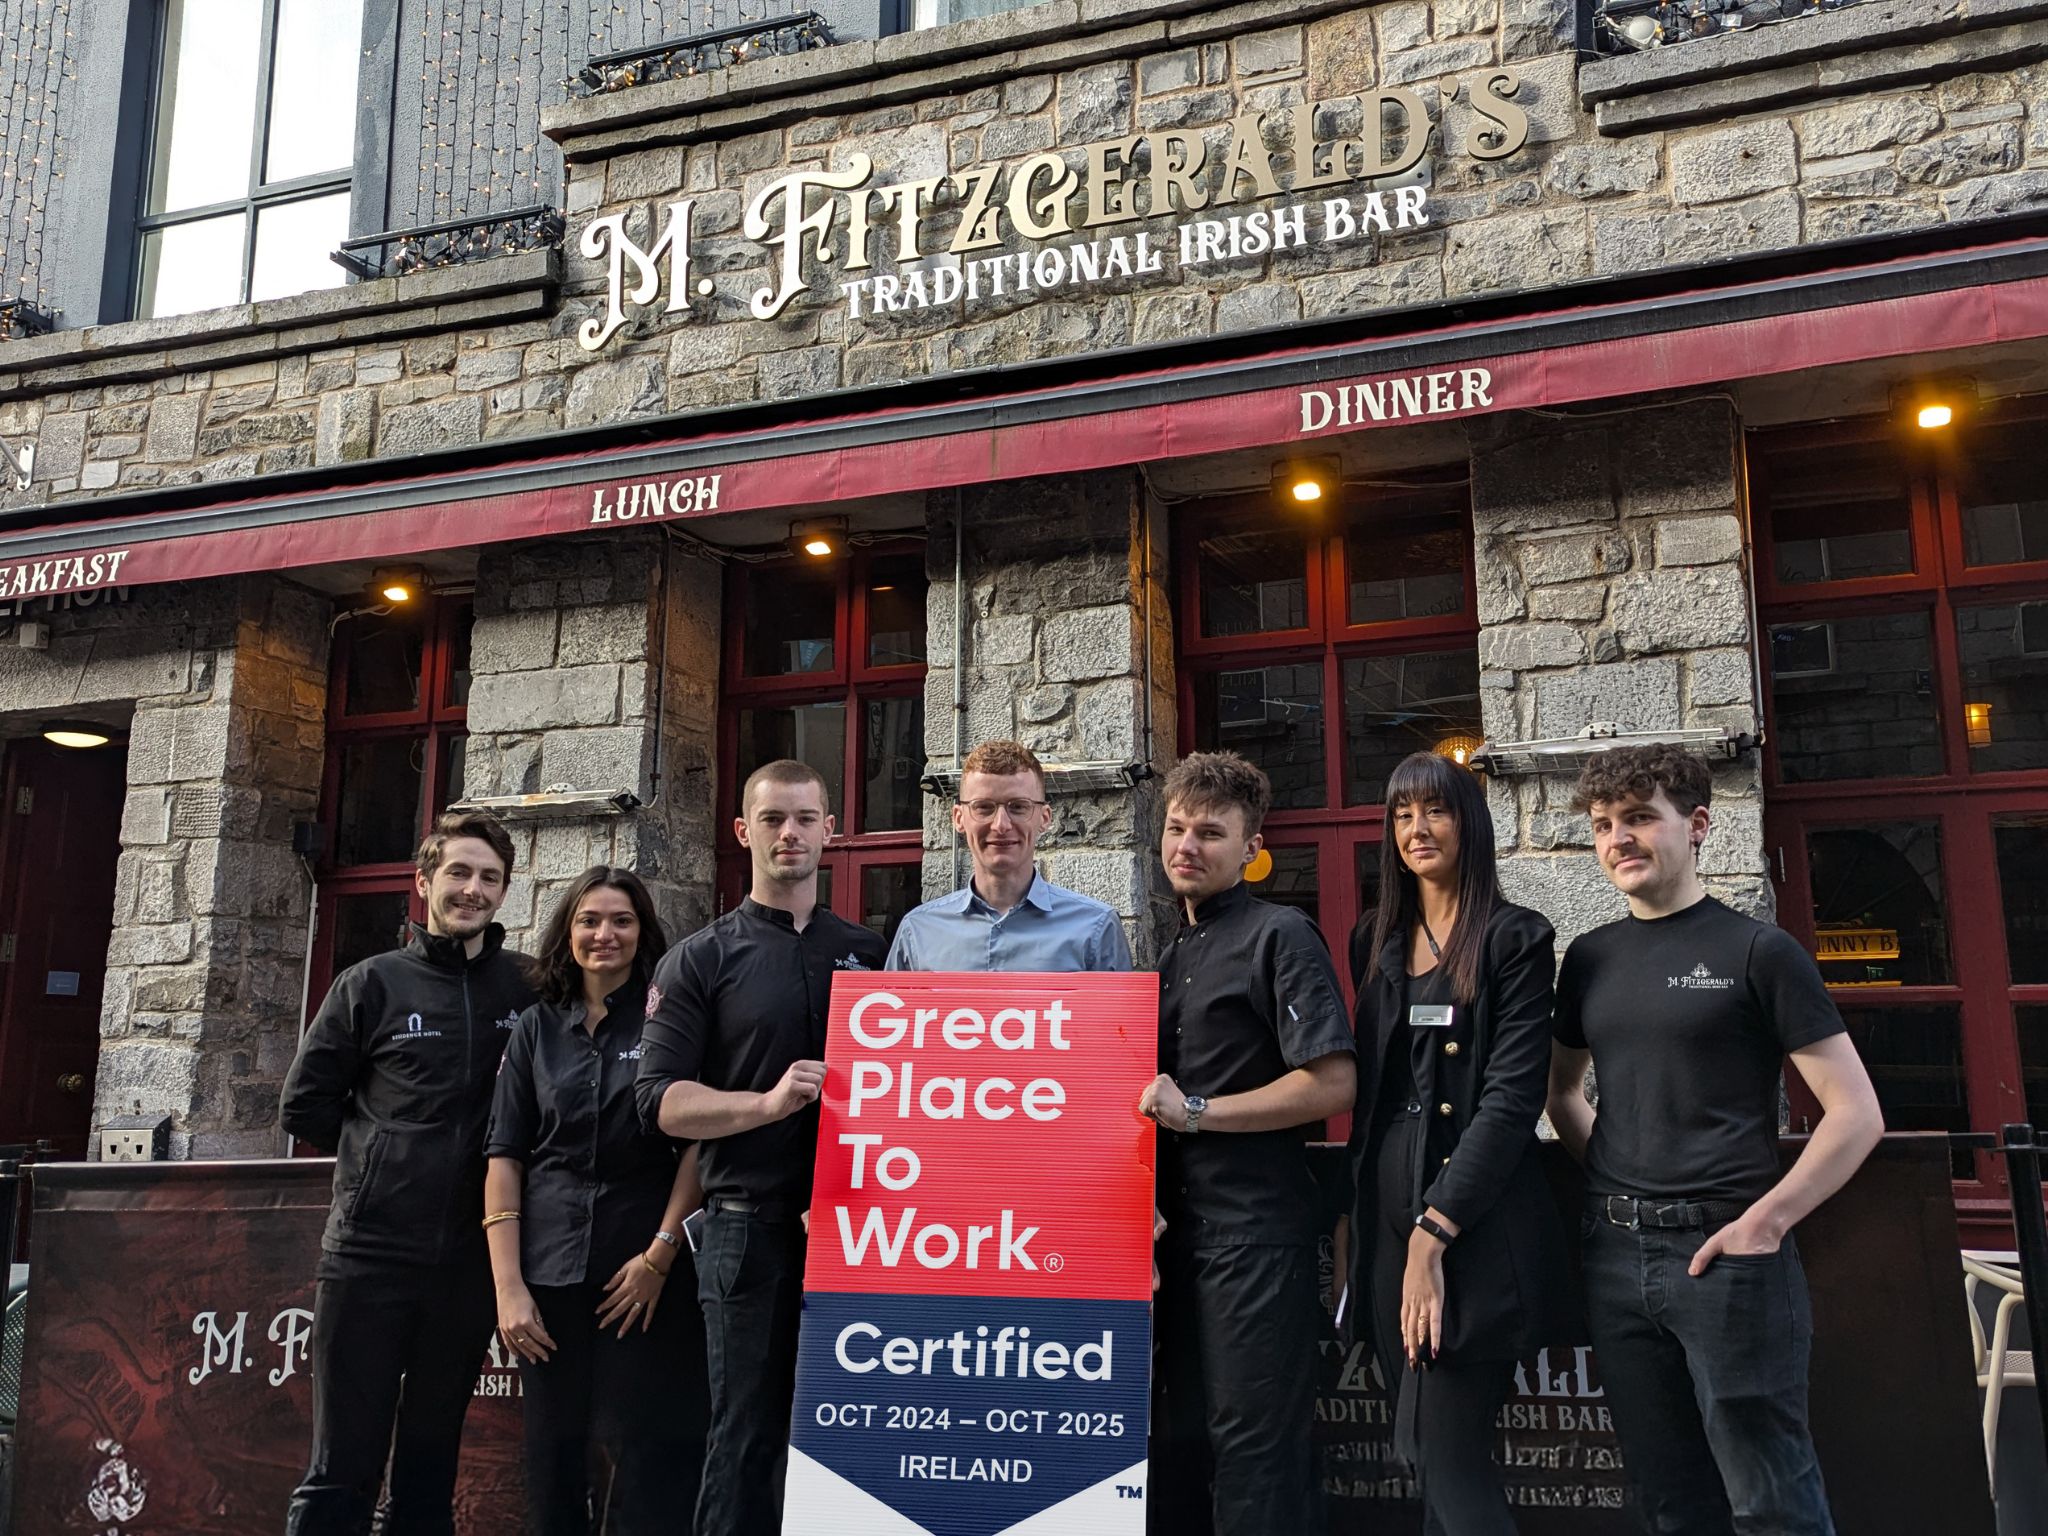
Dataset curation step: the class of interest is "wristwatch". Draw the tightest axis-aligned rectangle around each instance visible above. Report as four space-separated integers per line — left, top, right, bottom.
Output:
1183 1095 1208 1134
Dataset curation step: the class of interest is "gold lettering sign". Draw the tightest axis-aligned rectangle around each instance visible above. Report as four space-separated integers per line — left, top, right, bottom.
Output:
1814 928 1903 962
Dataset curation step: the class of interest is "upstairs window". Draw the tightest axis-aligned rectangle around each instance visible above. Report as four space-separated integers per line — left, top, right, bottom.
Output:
137 0 362 319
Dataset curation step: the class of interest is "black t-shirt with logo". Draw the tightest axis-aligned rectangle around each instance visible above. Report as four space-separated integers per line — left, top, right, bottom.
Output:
1553 896 1846 1204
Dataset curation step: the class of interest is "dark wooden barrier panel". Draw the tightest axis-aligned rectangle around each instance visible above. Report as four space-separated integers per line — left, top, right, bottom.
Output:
5 1136 1999 1534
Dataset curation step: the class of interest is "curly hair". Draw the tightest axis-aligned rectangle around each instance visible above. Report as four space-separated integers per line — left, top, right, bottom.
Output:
1569 743 1712 817
1163 751 1274 836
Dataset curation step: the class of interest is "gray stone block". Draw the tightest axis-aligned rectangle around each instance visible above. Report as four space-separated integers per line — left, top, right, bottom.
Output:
1234 25 1305 75
1384 37 1497 86
1475 546 1529 624
34 411 86 477
1795 94 1940 158
1544 139 1661 200
1698 796 1766 876
1608 566 1749 653
1444 207 1589 296
759 345 844 399
1593 190 1800 273
1215 282 1303 329
1670 119 1798 205
1140 48 1200 93
566 357 665 428
376 394 484 456
1473 427 1616 535
1899 121 2023 185
1655 514 1742 567
144 395 203 463
976 612 1036 667
538 726 650 792
1497 853 1627 945
1529 584 1607 622
1532 656 1683 736
1688 647 1755 708
468 667 623 732
1941 167 2048 219
454 348 525 393
472 608 561 673
1058 60 1137 141
1040 605 1136 682
1479 622 1587 671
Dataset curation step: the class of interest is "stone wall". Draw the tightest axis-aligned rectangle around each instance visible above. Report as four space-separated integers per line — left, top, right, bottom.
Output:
4 0 2045 505
464 532 721 954
2 577 330 1157
921 472 1179 962
1471 396 1768 942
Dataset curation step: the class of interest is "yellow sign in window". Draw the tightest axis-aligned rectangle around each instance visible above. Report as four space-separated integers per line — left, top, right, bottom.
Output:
1814 927 1902 962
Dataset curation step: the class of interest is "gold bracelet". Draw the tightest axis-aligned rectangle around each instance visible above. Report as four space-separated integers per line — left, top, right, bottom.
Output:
481 1211 521 1230
642 1252 669 1277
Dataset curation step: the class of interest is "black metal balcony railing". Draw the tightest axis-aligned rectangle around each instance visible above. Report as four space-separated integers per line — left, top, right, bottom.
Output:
567 11 835 97
329 205 567 283
1591 0 1873 53
0 299 54 342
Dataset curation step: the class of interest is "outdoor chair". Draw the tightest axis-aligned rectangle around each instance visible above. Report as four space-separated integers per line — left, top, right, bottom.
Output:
1963 1253 2035 1489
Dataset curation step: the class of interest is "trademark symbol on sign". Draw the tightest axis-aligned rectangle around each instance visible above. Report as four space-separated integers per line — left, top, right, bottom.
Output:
1044 1252 1065 1273
1118 1485 1145 1499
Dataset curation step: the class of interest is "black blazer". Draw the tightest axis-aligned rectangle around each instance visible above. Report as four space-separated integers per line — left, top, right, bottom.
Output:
1345 901 1569 1360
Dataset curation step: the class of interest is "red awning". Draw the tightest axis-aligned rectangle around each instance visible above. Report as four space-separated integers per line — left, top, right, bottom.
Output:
5 242 2048 600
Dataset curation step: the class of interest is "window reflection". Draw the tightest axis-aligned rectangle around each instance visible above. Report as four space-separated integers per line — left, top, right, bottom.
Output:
265 0 365 183
2016 1007 2048 1134
251 193 352 303
1251 845 1320 929
1341 649 1482 805
737 703 846 817
149 0 263 214
139 217 248 321
1955 601 2048 773
1197 527 1309 638
744 565 838 676
866 554 928 669
1994 817 2048 984
335 738 426 866
1834 1003 1968 1179
862 696 925 833
330 889 413 978
1803 821 1950 986
1345 510 1465 626
1770 614 1941 782
339 611 425 716
1191 664 1324 810
1959 421 2048 567
861 863 923 947
1762 439 1913 585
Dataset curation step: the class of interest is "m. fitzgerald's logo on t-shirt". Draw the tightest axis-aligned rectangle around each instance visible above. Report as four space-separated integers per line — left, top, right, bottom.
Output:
1669 962 1736 991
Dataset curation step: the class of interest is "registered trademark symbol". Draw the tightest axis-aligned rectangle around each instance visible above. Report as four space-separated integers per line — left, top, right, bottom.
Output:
1044 1253 1065 1273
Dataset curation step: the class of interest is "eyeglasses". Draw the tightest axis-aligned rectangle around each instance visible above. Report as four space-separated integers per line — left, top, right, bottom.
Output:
958 798 1048 823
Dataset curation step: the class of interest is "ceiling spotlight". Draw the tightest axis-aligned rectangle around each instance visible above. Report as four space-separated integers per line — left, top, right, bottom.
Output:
372 565 425 604
43 721 111 749
790 518 845 559
1272 456 1341 510
1894 377 1974 435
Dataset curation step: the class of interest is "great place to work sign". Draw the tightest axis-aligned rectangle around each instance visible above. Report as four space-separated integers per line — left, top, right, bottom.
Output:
579 74 1538 346
784 973 1158 1536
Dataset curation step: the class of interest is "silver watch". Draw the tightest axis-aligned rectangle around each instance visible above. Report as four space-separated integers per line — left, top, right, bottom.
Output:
1183 1095 1208 1134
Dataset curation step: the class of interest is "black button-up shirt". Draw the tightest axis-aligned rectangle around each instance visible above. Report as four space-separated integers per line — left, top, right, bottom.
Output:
635 898 886 1206
1157 881 1355 1248
485 977 679 1288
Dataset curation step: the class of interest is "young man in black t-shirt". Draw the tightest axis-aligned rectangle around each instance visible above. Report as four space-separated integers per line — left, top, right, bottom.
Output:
1545 745 1882 1536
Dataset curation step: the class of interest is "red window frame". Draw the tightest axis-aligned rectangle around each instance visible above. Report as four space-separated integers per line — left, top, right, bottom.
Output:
715 544 928 940
1172 476 1480 990
306 593 473 1024
1755 401 2048 1235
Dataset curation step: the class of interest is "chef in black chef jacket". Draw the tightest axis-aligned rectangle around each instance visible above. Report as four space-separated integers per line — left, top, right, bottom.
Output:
1138 751 1356 1536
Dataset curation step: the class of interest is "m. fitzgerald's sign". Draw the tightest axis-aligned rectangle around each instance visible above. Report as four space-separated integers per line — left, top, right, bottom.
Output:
579 73 1535 346
784 974 1158 1536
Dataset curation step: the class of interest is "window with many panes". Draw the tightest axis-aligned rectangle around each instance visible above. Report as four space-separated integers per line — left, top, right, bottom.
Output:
138 0 362 320
1756 402 2048 1224
306 594 473 1015
1174 473 1481 983
718 547 929 947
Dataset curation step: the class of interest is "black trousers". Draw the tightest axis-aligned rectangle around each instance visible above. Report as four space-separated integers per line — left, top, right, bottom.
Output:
521 1265 710 1536
694 1209 807 1536
285 1249 496 1536
1149 1240 1322 1536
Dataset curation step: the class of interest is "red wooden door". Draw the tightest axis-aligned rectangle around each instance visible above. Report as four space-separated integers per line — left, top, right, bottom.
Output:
0 738 127 1156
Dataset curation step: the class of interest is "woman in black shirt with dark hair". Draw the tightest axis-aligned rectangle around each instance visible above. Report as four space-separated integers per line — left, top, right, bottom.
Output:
485 866 709 1535
1344 752 1567 1534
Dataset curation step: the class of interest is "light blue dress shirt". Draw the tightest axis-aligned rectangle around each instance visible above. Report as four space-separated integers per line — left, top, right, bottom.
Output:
884 871 1132 972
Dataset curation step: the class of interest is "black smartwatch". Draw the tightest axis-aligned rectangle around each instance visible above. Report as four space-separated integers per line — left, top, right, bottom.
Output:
1414 1213 1456 1246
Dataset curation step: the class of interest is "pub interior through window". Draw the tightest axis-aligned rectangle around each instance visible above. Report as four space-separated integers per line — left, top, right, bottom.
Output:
1173 469 1481 986
717 544 929 946
1756 401 2048 1218
307 592 473 1017
135 0 363 319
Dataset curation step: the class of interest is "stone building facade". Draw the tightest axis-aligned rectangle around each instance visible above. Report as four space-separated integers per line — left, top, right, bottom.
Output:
0 0 2044 1200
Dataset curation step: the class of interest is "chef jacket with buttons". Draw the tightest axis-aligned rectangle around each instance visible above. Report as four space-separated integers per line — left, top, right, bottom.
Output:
486 976 680 1288
1157 880 1355 1248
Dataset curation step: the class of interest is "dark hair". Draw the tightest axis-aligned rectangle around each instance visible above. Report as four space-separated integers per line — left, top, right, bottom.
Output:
416 811 515 881
1569 744 1712 818
531 866 669 1008
1163 751 1274 836
1366 753 1501 1008
962 739 1045 793
741 758 830 815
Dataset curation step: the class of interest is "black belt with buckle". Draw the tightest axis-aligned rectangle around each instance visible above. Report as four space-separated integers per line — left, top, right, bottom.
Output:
1592 1194 1748 1230
707 1194 797 1220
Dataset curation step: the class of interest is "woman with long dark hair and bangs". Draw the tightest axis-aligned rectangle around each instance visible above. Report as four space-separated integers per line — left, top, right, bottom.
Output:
484 866 709 1534
1342 752 1569 1534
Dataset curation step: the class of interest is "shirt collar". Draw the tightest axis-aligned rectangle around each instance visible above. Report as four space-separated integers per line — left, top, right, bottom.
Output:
561 976 647 1033
1189 879 1253 926
740 896 800 929
952 871 1050 916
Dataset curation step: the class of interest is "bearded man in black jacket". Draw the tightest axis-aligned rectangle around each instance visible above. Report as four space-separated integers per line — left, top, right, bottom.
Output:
280 811 536 1536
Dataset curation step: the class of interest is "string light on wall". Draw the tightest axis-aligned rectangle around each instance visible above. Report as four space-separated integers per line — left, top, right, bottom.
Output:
0 0 78 315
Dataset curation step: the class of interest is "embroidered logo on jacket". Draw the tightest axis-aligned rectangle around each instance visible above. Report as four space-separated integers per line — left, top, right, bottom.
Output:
396 1010 445 1040
1668 962 1735 991
495 1010 520 1030
833 953 870 970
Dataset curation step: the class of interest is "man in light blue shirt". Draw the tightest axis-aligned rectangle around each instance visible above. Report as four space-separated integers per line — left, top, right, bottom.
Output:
886 739 1132 973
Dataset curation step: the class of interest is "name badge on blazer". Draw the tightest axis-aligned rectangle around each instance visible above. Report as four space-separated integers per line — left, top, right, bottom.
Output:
1409 1004 1454 1028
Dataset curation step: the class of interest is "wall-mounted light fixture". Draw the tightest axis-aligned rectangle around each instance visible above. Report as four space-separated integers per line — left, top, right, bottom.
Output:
371 565 425 604
1894 377 1976 435
1272 456 1341 509
1966 701 1994 747
790 517 846 559
42 721 113 749
1433 733 1484 767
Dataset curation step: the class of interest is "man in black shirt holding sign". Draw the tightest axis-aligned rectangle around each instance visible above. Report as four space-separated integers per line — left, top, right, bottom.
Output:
636 760 886 1536
1546 745 1882 1536
1139 751 1356 1536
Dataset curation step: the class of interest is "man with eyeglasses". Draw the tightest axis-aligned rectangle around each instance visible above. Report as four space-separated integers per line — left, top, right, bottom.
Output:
886 738 1132 973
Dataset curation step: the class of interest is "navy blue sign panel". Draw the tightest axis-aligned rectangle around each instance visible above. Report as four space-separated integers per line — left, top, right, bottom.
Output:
786 1293 1150 1536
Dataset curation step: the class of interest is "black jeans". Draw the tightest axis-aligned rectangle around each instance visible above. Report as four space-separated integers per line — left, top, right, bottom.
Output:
285 1249 497 1536
1149 1241 1322 1536
694 1209 807 1536
1581 1215 1835 1536
521 1267 709 1536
